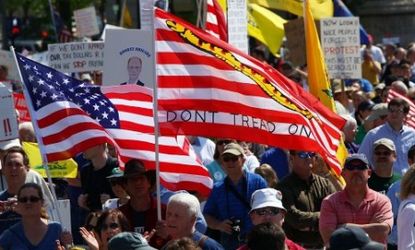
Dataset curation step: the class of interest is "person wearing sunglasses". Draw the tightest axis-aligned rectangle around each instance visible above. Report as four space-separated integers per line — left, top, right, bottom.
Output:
276 150 336 249
237 188 304 250
205 139 236 183
368 138 401 194
359 97 415 176
0 183 70 249
319 154 393 248
80 209 130 250
204 143 267 250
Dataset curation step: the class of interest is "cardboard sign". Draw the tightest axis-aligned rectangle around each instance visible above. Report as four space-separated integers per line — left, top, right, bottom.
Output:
48 42 104 72
13 93 31 122
227 0 248 54
0 50 20 83
320 17 361 79
103 29 156 88
140 0 154 30
0 86 18 141
74 6 100 37
284 18 306 66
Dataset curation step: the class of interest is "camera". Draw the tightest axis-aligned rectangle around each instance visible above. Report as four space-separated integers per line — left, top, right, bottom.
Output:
230 217 241 236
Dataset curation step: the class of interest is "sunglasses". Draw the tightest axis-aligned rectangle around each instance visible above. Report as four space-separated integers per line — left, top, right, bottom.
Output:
296 152 316 159
18 196 41 203
223 155 239 162
374 151 392 157
217 140 232 146
253 207 281 216
344 164 367 171
101 222 120 230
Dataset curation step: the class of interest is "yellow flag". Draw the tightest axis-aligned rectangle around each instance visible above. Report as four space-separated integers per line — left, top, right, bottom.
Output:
121 3 133 28
22 142 78 178
304 0 346 185
248 4 286 56
250 0 333 20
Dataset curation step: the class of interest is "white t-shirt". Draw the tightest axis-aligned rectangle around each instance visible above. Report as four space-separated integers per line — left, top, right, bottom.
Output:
397 194 415 249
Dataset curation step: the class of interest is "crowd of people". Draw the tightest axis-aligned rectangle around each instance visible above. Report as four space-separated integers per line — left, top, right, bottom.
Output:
2 29 415 250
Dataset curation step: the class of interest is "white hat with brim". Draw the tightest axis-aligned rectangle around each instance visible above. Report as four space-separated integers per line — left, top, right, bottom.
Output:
0 138 21 151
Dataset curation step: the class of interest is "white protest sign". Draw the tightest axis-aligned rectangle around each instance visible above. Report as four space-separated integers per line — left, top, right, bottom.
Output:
74 6 100 37
320 17 361 79
140 0 153 30
0 50 20 83
0 86 18 141
28 51 49 66
48 42 104 72
227 0 248 54
54 199 71 232
103 29 155 88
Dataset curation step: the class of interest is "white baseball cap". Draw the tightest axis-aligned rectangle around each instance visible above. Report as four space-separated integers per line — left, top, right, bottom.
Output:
0 138 21 151
250 188 286 213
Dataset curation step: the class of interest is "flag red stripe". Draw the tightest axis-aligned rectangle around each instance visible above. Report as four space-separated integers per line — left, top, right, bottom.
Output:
42 122 104 144
157 52 234 71
37 108 86 128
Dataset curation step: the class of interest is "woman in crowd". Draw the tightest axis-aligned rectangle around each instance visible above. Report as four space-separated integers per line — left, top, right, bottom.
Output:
80 209 130 250
0 183 66 249
254 164 278 189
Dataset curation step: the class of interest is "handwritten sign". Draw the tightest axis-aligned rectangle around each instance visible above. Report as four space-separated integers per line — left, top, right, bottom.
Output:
13 93 31 122
0 86 18 141
227 0 248 54
73 6 100 37
48 42 104 73
320 17 361 79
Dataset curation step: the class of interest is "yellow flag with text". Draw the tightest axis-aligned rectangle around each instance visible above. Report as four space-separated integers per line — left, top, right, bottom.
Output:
22 142 78 178
250 0 333 19
304 0 347 184
248 4 286 56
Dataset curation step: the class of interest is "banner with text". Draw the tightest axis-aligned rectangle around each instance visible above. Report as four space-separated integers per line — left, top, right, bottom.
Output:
320 17 361 79
227 0 248 54
48 41 104 72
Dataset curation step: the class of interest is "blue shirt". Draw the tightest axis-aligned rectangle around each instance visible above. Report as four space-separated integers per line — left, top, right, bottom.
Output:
260 147 289 179
0 221 62 250
203 172 267 249
192 231 224 250
358 122 415 175
386 180 401 245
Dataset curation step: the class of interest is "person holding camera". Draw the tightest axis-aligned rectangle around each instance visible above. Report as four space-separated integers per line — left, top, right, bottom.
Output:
203 143 267 250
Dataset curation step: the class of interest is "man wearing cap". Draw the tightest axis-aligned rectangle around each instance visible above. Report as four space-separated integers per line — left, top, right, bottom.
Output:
368 138 401 194
203 143 267 250
237 188 304 250
329 225 384 250
319 154 393 247
118 159 168 248
108 232 156 250
359 97 415 175
276 150 335 249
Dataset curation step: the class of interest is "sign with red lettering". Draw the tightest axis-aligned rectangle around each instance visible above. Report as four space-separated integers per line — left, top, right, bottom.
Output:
320 17 361 79
0 86 18 141
13 93 31 122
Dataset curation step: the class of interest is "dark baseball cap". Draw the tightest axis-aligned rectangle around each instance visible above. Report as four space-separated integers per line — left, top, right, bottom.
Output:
329 226 384 250
344 154 370 170
123 159 147 178
108 232 156 250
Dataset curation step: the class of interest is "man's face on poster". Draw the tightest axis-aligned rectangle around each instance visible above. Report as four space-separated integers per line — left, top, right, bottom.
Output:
127 57 142 80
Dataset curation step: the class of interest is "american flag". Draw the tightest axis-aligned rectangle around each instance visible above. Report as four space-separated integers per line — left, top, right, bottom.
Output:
155 8 346 174
15 54 213 196
387 89 415 128
205 0 227 41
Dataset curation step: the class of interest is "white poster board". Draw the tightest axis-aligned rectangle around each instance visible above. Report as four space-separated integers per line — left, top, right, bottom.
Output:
227 0 248 54
103 29 155 88
28 51 49 66
140 0 153 30
54 199 71 232
74 6 100 37
0 50 20 83
0 86 18 141
320 17 361 79
48 42 104 72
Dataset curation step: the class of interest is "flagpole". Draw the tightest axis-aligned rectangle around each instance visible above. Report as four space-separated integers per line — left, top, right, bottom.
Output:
151 8 162 221
47 0 59 42
10 47 62 223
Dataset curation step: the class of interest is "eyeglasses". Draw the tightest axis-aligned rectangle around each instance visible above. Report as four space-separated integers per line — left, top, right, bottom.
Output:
217 140 232 146
388 108 405 114
253 208 281 216
223 155 239 162
344 164 367 171
18 196 41 203
374 151 392 156
101 222 120 230
296 152 316 159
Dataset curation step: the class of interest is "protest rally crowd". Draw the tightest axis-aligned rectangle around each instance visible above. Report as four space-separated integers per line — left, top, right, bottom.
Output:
3 1 415 250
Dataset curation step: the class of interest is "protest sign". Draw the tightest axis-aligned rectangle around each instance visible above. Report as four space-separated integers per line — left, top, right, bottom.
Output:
140 0 154 30
284 18 306 66
0 49 20 83
103 29 155 88
28 51 49 66
74 6 100 37
320 17 361 79
13 93 31 122
227 0 248 54
22 142 78 178
48 41 104 72
56 200 71 232
0 86 18 141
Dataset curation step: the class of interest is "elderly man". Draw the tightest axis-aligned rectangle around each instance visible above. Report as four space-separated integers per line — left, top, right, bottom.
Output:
276 151 336 249
319 154 393 247
368 138 401 194
204 143 267 250
359 97 415 175
165 193 223 250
